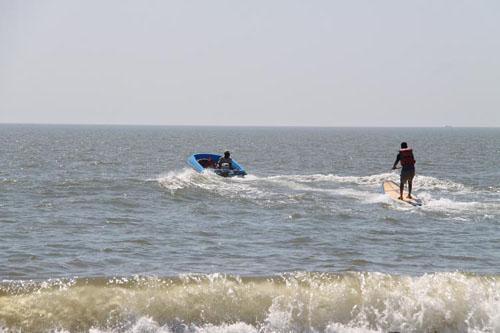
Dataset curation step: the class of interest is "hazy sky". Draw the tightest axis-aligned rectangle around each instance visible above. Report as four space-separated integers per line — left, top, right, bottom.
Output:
1 0 499 126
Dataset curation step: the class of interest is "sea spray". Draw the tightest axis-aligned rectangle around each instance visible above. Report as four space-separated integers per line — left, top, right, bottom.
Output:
1 272 499 332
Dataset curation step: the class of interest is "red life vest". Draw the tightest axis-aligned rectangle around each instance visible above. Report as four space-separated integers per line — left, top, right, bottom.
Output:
399 148 415 167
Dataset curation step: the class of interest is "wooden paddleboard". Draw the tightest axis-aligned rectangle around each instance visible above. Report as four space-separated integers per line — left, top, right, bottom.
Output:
383 180 422 206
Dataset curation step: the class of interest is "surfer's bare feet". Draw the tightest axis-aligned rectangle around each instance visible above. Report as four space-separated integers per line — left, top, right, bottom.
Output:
407 194 413 199
398 196 404 200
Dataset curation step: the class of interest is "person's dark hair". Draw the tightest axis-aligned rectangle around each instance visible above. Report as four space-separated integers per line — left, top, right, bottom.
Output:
224 151 230 158
401 142 408 149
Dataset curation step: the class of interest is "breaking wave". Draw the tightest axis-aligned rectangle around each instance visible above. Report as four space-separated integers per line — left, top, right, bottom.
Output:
1 272 499 332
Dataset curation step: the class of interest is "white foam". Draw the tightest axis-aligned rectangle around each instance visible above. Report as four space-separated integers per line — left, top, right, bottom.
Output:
417 192 500 215
156 168 203 192
157 170 469 193
87 321 267 333
329 188 391 205
156 168 270 201
189 323 258 333
265 173 397 187
259 172 470 195
325 323 380 333
89 317 172 333
155 170 499 216
2 272 500 333
413 175 470 192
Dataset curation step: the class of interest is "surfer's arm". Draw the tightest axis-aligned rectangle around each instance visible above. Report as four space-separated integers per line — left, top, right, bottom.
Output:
392 154 400 169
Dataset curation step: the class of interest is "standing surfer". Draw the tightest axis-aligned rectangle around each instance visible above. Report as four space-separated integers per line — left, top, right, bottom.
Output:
392 142 416 200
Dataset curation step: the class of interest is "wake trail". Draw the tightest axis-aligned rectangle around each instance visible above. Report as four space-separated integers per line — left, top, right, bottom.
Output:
155 169 500 216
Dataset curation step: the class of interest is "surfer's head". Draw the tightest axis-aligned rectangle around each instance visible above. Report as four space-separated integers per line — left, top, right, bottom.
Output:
401 142 408 149
224 151 230 158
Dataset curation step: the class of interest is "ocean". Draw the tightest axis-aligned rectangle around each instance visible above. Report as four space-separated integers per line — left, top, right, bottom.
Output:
0 125 499 332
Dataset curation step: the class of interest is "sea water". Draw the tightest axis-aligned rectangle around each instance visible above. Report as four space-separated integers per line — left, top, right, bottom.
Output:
0 125 499 332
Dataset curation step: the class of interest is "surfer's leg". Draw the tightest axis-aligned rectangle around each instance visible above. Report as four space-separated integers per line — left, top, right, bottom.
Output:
399 175 404 200
407 172 415 198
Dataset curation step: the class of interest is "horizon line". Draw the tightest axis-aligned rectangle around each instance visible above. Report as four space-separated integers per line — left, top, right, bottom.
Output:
0 122 498 129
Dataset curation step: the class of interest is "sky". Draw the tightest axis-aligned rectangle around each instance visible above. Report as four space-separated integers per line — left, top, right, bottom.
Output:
0 0 499 127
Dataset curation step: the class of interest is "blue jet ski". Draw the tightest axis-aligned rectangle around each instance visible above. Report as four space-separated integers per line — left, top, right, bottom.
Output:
187 153 247 177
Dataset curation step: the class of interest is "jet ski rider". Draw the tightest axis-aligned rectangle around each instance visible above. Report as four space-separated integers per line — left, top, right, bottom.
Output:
392 142 416 200
217 151 233 170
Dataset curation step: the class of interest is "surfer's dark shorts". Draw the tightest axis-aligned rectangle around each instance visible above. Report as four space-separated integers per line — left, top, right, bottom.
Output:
400 169 415 184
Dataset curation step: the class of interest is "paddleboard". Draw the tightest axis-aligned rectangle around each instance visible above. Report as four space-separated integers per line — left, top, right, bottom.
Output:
383 180 422 206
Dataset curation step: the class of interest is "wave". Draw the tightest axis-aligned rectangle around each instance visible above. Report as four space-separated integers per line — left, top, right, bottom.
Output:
1 272 499 332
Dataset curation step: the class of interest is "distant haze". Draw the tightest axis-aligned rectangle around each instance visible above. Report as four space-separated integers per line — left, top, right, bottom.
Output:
1 1 499 127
